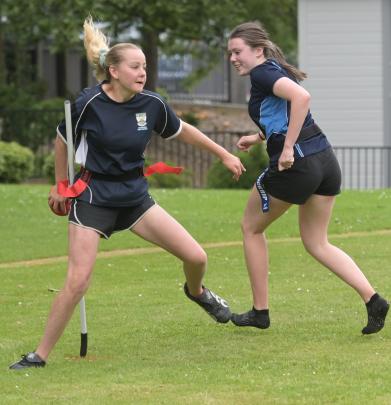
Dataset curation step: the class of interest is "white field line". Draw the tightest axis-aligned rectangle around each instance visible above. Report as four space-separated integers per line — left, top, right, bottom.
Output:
1 229 391 269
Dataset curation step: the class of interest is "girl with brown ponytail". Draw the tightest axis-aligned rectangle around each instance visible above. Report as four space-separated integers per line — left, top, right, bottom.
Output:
227 21 389 334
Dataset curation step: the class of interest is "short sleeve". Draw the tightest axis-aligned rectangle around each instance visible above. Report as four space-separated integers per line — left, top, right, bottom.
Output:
154 98 182 139
251 61 286 95
56 88 91 144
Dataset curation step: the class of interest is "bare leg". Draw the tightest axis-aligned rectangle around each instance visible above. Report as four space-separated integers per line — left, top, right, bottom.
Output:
132 204 232 323
35 224 100 360
299 194 375 302
241 187 291 309
132 205 207 296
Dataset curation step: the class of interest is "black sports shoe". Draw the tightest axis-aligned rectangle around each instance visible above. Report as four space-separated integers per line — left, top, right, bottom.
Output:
231 308 270 329
362 294 389 335
9 352 46 370
184 283 231 323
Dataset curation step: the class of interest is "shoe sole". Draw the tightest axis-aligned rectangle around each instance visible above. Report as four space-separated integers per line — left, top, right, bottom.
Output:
207 311 231 324
231 315 270 329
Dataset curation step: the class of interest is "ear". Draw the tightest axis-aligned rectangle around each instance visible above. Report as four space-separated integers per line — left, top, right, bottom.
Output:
255 47 264 59
108 65 119 80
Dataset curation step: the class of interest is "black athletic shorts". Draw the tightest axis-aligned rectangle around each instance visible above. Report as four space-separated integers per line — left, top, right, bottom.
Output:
262 147 341 205
69 194 156 239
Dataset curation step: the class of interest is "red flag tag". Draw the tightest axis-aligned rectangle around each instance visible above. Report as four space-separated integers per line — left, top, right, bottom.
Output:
145 162 183 177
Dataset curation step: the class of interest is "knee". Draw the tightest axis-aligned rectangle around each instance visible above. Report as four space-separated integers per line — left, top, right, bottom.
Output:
64 270 91 300
241 217 264 236
185 246 207 268
301 237 325 258
241 218 251 235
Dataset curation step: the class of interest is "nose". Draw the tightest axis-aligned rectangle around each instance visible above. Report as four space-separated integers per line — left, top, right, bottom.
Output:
229 53 236 63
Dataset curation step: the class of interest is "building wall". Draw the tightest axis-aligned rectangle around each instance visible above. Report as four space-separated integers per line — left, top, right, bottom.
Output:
298 0 387 146
381 0 391 147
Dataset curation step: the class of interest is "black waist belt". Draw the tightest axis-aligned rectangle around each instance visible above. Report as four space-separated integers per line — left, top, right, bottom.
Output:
267 123 324 164
297 124 322 141
80 167 144 182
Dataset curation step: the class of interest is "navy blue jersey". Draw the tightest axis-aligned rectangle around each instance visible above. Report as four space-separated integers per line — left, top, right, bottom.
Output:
249 60 329 164
57 82 182 207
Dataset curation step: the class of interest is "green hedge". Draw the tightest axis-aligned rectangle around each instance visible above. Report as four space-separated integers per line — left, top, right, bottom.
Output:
43 152 56 184
207 143 269 189
0 141 34 183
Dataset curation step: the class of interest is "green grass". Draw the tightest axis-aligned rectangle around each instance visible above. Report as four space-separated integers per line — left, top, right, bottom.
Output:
1 185 391 262
1 185 391 404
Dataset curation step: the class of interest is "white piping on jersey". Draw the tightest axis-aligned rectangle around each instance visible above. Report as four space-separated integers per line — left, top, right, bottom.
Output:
56 126 67 144
165 119 182 140
294 143 305 157
56 91 101 145
140 91 169 136
74 91 102 136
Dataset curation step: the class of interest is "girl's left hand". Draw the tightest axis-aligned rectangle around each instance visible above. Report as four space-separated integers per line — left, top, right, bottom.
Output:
278 147 295 171
222 153 246 181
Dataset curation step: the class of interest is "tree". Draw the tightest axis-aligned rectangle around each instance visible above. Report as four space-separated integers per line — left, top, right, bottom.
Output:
0 0 94 99
0 0 298 98
98 0 248 91
97 0 298 91
242 0 298 63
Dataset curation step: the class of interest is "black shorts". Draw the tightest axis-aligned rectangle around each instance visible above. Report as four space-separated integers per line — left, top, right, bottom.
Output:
262 147 341 205
69 195 156 239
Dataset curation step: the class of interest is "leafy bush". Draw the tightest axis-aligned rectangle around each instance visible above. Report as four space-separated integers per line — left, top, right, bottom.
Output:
29 98 64 151
179 111 200 126
156 87 170 101
0 97 62 155
207 143 269 189
146 170 192 188
43 152 55 184
0 141 34 183
0 82 46 110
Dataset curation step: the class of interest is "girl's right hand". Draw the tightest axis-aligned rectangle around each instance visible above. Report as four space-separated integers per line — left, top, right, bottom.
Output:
236 133 263 152
48 185 70 216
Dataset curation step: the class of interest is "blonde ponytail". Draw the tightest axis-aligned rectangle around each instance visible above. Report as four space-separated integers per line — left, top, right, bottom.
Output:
82 16 142 82
83 16 110 81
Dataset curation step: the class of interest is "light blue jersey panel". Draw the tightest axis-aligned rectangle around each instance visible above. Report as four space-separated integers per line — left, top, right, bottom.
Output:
259 95 288 140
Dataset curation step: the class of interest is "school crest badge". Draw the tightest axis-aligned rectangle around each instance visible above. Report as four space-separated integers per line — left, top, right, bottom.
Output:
136 112 148 130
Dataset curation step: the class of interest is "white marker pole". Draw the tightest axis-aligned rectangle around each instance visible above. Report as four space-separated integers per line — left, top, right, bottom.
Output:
64 100 88 357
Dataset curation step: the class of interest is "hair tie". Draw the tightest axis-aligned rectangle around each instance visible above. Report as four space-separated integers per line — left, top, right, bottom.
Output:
99 49 108 68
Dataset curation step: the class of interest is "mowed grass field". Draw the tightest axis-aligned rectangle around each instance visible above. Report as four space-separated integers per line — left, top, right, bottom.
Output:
1 185 391 404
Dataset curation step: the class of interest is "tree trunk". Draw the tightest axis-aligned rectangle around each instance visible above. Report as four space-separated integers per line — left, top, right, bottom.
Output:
141 29 159 92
